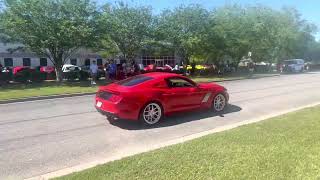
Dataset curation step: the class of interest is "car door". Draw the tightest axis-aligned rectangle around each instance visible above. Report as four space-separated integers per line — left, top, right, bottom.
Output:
163 77 205 112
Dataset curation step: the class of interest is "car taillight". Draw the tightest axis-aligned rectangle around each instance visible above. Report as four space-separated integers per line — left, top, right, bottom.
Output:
97 91 122 102
108 94 122 102
96 91 112 100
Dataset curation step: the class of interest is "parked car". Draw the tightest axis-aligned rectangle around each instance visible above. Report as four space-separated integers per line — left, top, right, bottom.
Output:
11 66 46 82
95 72 229 126
0 67 13 84
282 59 305 73
40 66 56 80
62 64 82 80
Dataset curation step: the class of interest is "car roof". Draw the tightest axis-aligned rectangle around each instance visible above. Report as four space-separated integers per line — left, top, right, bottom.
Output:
142 72 184 79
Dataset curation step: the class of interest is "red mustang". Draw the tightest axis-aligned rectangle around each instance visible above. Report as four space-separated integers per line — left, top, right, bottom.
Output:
95 72 229 125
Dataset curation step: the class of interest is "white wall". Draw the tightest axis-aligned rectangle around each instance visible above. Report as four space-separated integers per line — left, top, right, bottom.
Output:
0 43 24 53
0 57 109 67
0 57 54 67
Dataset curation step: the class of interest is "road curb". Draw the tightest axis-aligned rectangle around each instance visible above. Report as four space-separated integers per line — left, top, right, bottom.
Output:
0 92 95 105
1 74 279 105
26 101 320 180
212 74 280 82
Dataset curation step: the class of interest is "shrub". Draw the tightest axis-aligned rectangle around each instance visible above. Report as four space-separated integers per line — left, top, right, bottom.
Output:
14 70 31 82
79 70 89 81
30 71 47 82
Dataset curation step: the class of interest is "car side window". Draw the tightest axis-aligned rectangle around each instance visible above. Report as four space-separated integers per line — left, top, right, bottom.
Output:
167 77 195 88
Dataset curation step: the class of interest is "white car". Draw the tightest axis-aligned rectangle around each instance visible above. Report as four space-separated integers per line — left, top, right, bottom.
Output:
62 64 81 73
283 59 304 73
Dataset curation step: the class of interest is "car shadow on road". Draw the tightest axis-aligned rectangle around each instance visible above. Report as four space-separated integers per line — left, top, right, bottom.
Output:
108 104 242 130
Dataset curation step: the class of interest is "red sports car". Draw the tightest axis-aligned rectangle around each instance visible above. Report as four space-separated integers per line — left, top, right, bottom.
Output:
95 72 229 125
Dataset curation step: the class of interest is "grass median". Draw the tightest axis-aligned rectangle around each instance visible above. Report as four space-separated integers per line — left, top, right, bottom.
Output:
55 106 320 180
0 81 101 101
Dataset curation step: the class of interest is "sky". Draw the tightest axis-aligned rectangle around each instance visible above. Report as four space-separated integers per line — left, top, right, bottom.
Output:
96 0 320 40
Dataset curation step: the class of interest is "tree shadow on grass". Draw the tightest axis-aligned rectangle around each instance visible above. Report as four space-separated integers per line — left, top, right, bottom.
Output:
108 104 242 130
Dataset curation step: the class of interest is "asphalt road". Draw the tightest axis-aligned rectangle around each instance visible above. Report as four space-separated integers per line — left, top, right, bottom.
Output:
1 72 320 179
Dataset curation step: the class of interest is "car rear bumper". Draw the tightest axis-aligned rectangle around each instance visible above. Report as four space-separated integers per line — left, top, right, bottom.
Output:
95 96 140 120
95 106 119 119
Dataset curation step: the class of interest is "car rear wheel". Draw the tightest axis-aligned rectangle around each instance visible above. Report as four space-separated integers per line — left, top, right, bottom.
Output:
140 102 162 125
213 93 226 112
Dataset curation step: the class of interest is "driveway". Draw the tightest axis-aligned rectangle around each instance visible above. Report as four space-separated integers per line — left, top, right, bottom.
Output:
1 72 320 179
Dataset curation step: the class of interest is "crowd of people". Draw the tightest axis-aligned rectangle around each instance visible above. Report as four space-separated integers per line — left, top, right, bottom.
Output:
102 60 143 82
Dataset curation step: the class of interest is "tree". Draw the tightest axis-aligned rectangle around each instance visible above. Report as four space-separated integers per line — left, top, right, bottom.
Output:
1 0 100 81
99 2 153 62
156 5 210 63
206 5 250 64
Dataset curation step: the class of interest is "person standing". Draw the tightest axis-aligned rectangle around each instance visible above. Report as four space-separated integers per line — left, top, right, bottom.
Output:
104 61 109 82
90 60 98 85
108 60 116 81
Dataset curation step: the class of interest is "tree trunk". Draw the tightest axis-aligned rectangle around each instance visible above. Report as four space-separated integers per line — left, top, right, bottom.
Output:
55 66 63 82
53 58 64 82
54 51 64 82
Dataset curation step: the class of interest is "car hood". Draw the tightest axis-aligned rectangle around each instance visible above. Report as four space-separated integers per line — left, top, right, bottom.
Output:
198 82 225 90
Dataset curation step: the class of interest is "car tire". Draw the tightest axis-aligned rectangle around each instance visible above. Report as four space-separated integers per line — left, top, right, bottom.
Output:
212 93 227 112
140 102 163 126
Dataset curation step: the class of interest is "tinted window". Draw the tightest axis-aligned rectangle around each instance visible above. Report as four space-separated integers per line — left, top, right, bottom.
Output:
4 58 13 67
117 75 154 86
97 59 103 66
284 60 296 65
23 58 31 66
167 77 195 88
70 59 77 65
40 58 47 66
85 59 90 66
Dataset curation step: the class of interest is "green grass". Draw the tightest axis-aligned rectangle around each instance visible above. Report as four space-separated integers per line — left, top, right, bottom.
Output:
0 81 104 101
55 106 320 180
191 76 246 82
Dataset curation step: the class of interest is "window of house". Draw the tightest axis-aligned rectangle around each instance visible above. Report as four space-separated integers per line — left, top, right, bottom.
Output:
97 59 103 66
40 58 47 66
85 59 90 66
70 59 77 65
23 58 31 66
4 58 13 67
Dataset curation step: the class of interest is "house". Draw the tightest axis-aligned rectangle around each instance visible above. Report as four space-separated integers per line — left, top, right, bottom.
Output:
0 42 106 67
0 42 183 68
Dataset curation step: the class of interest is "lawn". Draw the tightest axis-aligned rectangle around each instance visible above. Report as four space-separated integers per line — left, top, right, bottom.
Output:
55 106 320 180
0 81 102 101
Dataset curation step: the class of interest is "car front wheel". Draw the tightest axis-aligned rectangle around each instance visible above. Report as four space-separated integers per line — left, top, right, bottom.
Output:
213 93 227 112
140 102 163 126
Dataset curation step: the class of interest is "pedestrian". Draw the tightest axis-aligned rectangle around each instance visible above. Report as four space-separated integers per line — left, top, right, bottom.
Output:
191 62 196 76
90 60 98 85
108 60 116 81
104 61 110 82
173 63 180 71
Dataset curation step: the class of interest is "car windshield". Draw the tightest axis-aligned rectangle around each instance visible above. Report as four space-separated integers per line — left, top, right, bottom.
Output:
284 60 296 65
117 75 154 86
